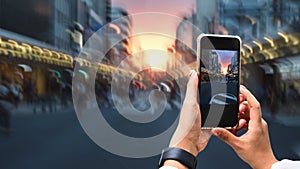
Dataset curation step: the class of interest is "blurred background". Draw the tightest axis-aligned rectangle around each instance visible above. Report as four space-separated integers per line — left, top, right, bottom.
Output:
0 0 300 168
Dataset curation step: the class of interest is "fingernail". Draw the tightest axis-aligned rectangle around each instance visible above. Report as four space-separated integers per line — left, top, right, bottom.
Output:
189 70 196 78
189 70 194 77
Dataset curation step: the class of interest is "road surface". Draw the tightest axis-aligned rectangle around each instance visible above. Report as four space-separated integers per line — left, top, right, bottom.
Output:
0 106 299 169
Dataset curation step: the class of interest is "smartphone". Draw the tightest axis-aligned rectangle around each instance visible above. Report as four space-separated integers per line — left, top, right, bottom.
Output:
197 34 241 128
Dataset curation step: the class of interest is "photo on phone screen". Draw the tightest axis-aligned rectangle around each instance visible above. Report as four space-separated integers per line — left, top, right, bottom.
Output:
198 35 240 128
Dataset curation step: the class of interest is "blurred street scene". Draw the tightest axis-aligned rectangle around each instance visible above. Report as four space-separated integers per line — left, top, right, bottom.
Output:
1 0 300 169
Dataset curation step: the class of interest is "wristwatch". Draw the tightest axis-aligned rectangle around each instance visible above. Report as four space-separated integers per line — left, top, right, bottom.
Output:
158 147 197 169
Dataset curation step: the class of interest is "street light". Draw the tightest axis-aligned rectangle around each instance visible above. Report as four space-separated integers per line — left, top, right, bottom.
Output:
21 43 32 52
278 31 289 43
21 43 33 59
252 40 263 50
33 46 44 62
243 44 253 54
108 23 121 35
7 39 18 45
241 49 246 56
264 36 275 47
8 39 20 57
245 15 256 25
43 49 53 64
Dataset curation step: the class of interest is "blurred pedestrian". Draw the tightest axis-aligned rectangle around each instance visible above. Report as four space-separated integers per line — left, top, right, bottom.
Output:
24 78 34 104
9 79 23 108
0 77 14 135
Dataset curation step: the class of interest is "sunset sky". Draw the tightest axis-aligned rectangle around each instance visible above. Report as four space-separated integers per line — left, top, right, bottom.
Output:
213 50 237 74
112 0 196 52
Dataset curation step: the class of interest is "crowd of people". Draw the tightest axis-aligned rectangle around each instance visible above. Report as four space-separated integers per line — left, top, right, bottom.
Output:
2 57 300 137
94 68 182 112
0 63 73 135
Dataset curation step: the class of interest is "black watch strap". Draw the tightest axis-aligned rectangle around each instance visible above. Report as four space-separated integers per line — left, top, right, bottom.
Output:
158 147 197 169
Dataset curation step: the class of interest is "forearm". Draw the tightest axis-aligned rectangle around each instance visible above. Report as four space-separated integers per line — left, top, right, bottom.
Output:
250 152 278 169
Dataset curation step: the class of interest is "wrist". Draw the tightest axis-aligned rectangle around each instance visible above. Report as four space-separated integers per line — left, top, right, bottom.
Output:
252 154 278 169
174 139 199 157
159 147 197 169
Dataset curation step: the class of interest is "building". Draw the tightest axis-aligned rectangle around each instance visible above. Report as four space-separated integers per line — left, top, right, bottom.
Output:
0 0 80 52
73 1 101 53
195 0 219 34
104 6 133 67
53 0 77 52
0 0 53 43
0 0 111 54
209 51 222 73
77 0 111 35
84 0 109 23
0 0 109 96
67 0 111 54
195 0 300 42
175 13 198 65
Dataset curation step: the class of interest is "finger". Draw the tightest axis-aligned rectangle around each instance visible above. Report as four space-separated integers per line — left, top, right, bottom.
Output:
232 118 247 135
238 101 249 122
235 119 247 131
240 85 246 89
184 70 198 103
212 128 239 148
239 101 248 113
238 111 250 122
239 93 245 103
240 87 262 124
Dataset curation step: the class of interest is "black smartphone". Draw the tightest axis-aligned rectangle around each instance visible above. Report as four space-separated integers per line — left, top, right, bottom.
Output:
197 34 241 128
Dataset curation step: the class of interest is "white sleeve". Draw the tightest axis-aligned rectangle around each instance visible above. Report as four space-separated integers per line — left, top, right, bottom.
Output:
271 159 300 169
159 166 178 169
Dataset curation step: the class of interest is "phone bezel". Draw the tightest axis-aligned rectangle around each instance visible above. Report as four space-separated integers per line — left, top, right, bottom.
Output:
197 34 241 129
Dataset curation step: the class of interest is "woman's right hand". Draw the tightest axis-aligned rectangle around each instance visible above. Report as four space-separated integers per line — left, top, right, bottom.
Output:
212 86 278 169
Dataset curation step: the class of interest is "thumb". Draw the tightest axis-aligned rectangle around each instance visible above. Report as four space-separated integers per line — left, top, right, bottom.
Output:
212 128 239 148
185 70 198 103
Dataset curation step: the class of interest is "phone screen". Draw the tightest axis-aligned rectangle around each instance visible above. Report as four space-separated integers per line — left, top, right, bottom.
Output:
198 35 240 128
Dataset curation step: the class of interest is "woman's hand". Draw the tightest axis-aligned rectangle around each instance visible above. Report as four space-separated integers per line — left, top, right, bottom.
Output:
163 70 211 169
212 86 278 169
169 70 211 156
